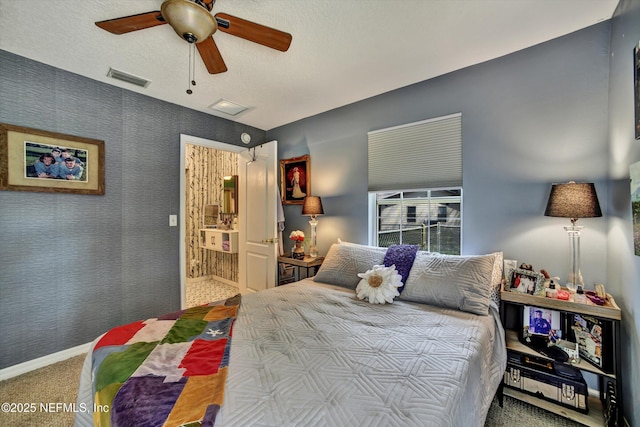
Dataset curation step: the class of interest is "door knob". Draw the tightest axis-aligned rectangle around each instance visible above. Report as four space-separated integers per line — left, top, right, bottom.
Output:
262 237 279 244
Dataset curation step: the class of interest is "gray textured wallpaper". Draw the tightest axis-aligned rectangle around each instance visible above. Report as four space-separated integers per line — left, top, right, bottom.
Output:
0 50 265 368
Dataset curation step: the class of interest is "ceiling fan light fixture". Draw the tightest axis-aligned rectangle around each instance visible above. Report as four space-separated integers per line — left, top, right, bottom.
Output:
161 0 217 44
209 99 248 116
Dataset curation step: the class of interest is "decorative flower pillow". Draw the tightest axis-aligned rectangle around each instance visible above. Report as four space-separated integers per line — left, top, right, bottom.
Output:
355 264 402 304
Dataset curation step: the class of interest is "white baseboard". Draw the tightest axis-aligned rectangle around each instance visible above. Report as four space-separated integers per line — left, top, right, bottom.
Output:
0 342 91 382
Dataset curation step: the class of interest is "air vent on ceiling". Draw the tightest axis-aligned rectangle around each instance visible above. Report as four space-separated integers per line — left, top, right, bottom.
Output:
106 67 151 88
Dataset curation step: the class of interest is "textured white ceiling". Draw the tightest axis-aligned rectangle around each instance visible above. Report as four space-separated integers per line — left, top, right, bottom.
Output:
0 0 618 130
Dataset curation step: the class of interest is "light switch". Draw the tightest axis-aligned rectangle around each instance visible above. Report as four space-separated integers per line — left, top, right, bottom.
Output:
169 215 178 227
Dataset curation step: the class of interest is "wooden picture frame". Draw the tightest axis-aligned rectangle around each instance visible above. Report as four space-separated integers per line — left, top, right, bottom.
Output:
0 123 105 195
280 155 310 205
631 160 640 256
635 40 640 140
570 312 614 372
507 268 545 296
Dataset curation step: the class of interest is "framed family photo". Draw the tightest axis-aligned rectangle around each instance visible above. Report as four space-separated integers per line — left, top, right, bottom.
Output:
280 155 310 205
0 123 105 195
507 268 545 296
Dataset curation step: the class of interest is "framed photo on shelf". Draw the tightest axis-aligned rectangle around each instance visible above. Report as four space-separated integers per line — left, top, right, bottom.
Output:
522 305 562 340
280 155 310 205
507 268 545 296
0 123 105 195
570 313 611 372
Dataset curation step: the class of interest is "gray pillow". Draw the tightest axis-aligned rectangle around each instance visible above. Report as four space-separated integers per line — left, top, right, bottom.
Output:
399 252 496 315
314 242 387 289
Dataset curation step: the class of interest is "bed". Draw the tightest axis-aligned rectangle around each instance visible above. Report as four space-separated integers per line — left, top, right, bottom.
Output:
75 242 507 427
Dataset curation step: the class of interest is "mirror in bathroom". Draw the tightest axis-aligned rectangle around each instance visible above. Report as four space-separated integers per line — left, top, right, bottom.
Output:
223 175 238 214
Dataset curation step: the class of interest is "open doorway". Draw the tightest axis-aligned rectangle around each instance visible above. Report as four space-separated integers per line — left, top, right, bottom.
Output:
179 135 245 308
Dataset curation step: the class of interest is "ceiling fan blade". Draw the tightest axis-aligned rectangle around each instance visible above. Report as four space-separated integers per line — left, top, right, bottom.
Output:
197 37 228 74
215 13 292 52
95 11 166 35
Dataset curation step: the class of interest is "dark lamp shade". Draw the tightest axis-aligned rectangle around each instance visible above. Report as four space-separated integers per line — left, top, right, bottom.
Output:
302 196 324 216
544 182 602 219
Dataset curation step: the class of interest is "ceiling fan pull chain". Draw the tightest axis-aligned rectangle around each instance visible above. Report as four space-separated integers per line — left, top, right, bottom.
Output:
186 42 195 94
191 42 197 87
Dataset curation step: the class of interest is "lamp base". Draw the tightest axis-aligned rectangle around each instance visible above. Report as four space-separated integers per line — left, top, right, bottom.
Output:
564 225 583 291
308 245 318 258
308 217 318 259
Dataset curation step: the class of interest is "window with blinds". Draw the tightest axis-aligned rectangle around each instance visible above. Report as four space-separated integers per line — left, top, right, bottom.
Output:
368 113 462 253
367 113 462 191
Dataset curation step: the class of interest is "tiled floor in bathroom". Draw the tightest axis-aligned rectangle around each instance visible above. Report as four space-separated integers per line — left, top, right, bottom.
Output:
186 278 239 307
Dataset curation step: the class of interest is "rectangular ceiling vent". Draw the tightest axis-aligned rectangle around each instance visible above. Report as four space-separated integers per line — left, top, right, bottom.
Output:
106 67 151 88
208 98 248 116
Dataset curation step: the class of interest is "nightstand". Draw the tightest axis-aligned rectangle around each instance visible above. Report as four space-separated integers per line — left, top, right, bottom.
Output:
500 290 622 426
277 256 324 285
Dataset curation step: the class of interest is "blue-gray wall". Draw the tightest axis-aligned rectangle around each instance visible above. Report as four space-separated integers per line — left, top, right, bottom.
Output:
0 50 266 369
608 0 640 424
269 14 639 423
270 23 610 283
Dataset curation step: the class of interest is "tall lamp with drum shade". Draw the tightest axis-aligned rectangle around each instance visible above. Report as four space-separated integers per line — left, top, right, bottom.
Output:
302 196 324 258
544 181 602 291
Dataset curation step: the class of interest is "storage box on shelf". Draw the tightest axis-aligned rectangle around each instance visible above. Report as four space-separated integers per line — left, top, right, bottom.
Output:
500 290 621 427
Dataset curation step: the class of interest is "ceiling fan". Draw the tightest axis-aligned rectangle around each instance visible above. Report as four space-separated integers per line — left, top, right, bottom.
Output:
95 0 292 74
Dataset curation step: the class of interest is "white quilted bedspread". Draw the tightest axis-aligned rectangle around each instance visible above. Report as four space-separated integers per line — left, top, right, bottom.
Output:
215 279 506 427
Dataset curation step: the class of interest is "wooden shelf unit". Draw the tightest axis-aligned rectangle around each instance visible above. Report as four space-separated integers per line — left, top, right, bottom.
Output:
501 291 621 320
500 290 621 426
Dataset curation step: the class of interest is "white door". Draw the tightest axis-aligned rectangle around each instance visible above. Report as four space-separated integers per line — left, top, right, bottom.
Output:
238 141 278 294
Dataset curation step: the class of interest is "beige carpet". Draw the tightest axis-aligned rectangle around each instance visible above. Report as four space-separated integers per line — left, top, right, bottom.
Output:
0 354 85 427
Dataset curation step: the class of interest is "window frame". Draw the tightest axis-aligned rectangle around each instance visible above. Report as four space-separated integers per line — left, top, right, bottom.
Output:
368 187 463 254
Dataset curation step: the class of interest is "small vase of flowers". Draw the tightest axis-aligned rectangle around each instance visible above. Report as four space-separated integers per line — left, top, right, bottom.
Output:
289 230 305 260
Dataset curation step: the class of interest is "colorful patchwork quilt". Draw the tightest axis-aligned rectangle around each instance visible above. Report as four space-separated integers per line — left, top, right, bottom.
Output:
90 294 240 427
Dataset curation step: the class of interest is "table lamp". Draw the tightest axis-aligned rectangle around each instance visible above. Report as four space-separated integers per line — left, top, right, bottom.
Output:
544 181 602 291
302 196 324 258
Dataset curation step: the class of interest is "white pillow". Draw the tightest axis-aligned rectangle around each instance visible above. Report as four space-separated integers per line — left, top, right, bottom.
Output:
355 265 402 304
399 252 496 315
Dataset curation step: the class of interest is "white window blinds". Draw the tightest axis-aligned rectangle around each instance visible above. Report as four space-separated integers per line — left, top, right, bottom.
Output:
367 113 462 191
